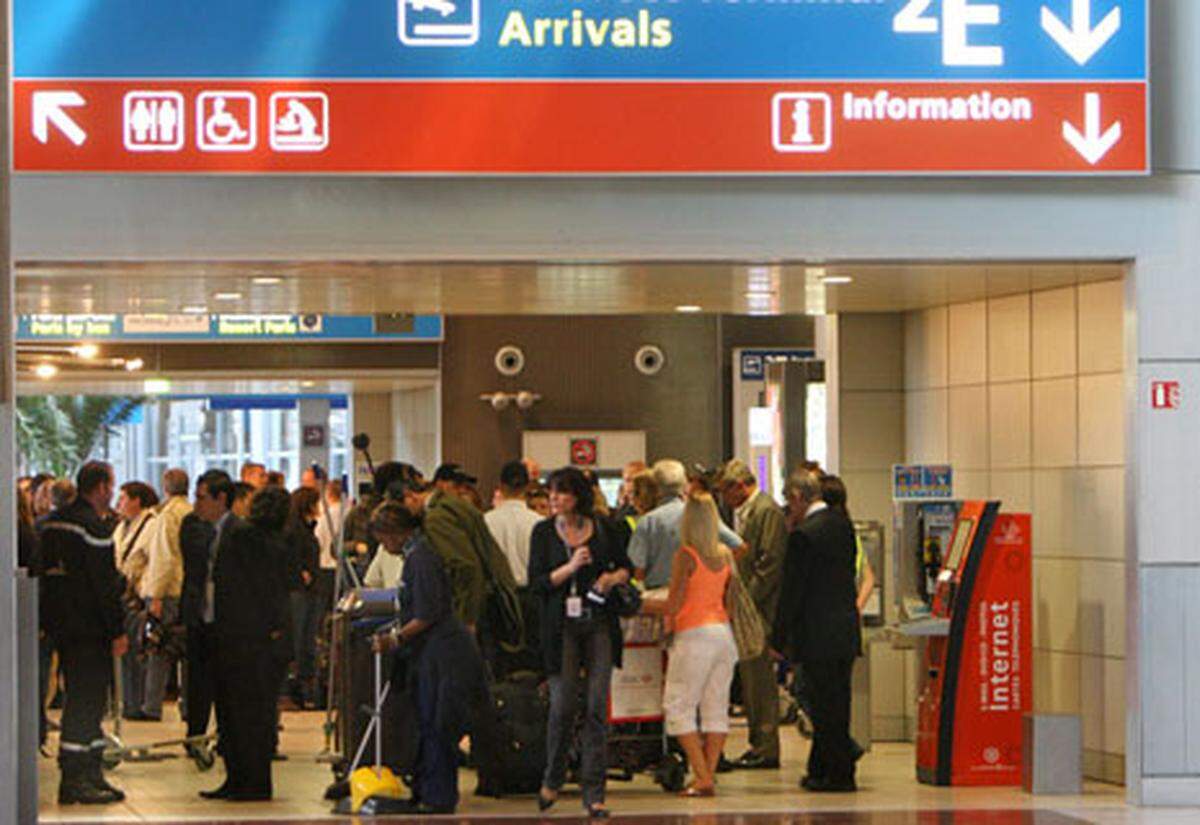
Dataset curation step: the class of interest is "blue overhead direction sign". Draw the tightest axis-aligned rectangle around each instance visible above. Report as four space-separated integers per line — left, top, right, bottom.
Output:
14 0 1146 81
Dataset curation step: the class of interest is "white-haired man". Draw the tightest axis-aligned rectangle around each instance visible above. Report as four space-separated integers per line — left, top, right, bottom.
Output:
627 459 746 590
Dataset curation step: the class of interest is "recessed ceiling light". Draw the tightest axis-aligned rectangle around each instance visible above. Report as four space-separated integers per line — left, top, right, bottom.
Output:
675 305 702 313
124 358 145 372
214 291 243 301
34 363 58 379
182 305 208 314
74 343 100 360
300 380 316 388
252 277 283 286
821 275 854 285
143 378 172 395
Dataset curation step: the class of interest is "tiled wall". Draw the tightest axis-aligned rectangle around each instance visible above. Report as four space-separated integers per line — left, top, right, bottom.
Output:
904 280 1127 784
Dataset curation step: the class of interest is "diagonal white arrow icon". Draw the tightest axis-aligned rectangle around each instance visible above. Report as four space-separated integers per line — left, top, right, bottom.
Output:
1062 92 1122 165
1041 0 1121 66
32 91 88 146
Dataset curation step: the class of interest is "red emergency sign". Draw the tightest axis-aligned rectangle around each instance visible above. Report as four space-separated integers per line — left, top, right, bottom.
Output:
14 80 1147 174
1152 381 1181 410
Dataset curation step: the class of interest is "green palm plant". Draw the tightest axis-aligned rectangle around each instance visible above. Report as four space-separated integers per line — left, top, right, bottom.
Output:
16 395 144 476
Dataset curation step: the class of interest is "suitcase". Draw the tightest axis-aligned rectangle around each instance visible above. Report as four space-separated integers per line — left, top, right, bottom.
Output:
475 673 548 796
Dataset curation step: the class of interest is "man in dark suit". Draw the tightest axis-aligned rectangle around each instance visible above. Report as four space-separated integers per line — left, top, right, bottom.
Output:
211 485 292 801
772 470 861 793
180 504 216 762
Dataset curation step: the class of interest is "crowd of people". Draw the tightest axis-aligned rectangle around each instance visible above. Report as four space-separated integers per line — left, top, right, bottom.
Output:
17 451 876 813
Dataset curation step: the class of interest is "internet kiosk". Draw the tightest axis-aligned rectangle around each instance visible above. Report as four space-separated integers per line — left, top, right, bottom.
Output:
914 501 1032 786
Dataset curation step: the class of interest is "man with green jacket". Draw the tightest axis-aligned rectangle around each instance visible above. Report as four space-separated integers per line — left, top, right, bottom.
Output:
400 477 522 648
718 459 788 770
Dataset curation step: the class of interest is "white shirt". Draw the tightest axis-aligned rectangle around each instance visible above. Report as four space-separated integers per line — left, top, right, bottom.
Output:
363 547 405 589
804 500 829 519
734 488 761 534
315 499 348 570
484 498 542 587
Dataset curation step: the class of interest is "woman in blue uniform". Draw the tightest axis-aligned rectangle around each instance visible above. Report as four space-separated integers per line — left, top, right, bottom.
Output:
371 502 487 814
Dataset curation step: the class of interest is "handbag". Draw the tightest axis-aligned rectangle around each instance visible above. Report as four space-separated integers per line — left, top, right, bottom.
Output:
727 567 766 662
607 581 643 618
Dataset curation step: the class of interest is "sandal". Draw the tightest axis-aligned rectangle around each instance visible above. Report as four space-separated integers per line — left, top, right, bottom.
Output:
679 784 715 798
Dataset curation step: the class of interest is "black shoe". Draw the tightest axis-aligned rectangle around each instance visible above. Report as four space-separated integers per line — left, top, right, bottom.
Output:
804 776 857 793
732 751 780 770
537 790 557 812
715 753 736 773
87 770 126 802
851 739 866 762
800 774 821 790
59 779 121 805
226 790 272 802
271 752 288 762
586 804 610 819
200 784 233 800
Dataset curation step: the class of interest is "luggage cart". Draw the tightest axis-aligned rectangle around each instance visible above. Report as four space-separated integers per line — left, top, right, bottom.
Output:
604 614 685 793
101 653 217 771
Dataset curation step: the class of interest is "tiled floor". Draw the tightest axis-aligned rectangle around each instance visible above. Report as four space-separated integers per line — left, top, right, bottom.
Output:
35 709 1196 824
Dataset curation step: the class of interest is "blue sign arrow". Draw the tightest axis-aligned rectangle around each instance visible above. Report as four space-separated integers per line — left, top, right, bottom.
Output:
14 0 1145 81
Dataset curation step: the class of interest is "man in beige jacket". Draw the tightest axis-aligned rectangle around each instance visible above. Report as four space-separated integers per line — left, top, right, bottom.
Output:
132 468 192 721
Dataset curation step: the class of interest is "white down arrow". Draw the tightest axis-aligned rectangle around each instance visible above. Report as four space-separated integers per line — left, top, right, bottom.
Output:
1062 92 1122 165
33 91 88 146
1041 0 1121 66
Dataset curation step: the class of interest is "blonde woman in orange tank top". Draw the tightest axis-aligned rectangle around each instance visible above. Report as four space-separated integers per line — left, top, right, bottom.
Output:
659 493 739 797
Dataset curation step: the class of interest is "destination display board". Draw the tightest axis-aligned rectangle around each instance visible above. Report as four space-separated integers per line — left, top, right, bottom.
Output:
13 0 1148 175
17 313 444 342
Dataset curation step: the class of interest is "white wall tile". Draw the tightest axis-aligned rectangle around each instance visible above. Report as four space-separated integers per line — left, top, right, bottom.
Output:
1078 373 1125 466
989 382 1032 469
1032 287 1078 380
1033 649 1082 714
1075 467 1126 562
905 389 948 464
1033 469 1079 557
1032 378 1079 469
990 470 1033 514
948 301 988 386
1078 279 1126 375
1078 560 1126 658
988 294 1031 382
948 385 989 470
839 391 905 472
954 470 990 500
905 307 948 391
1033 558 1081 652
840 313 904 391
1081 654 1126 755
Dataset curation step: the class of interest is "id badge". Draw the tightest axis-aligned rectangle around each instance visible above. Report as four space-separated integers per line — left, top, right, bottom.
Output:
566 596 583 619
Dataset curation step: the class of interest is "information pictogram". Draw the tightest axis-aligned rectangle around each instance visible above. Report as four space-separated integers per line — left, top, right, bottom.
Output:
772 93 833 153
124 92 184 152
197 92 256 152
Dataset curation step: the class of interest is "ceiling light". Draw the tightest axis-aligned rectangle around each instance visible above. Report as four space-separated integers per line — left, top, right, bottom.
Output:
124 358 145 372
821 275 854 285
675 305 702 313
74 343 100 360
182 305 208 314
143 378 171 395
214 291 243 301
252 277 283 286
34 363 58 379
300 380 316 388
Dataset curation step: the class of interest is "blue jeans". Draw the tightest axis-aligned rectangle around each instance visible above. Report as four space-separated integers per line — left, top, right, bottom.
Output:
544 620 613 807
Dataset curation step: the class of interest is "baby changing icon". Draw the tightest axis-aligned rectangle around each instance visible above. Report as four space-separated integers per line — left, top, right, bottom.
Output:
399 0 480 46
269 92 329 152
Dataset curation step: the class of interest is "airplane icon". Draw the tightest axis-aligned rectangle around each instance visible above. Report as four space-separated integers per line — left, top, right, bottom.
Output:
409 0 456 16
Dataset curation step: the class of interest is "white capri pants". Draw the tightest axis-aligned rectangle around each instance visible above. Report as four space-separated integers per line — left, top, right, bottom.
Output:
662 622 739 736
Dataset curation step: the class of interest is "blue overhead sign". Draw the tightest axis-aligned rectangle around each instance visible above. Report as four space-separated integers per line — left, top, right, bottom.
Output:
14 0 1146 81
16 314 444 342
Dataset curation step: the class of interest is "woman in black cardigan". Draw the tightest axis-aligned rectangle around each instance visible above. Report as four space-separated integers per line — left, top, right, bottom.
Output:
528 467 632 819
